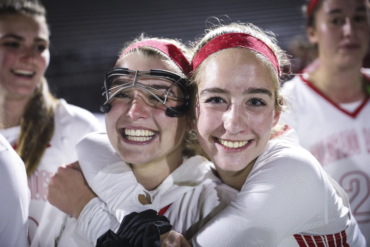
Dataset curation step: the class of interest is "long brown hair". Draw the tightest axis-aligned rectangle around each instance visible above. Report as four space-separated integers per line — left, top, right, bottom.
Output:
0 0 58 176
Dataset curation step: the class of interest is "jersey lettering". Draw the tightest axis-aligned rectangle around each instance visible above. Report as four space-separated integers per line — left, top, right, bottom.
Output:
339 171 370 224
310 129 361 166
28 169 53 201
363 127 370 153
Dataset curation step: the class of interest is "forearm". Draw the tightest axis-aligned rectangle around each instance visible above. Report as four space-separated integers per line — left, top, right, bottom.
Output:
77 197 120 245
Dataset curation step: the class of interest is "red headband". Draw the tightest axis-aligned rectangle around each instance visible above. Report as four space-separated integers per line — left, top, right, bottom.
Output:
116 40 191 75
307 0 321 18
192 33 280 75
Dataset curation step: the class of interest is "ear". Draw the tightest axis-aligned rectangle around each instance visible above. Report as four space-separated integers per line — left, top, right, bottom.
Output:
272 108 281 128
306 26 318 45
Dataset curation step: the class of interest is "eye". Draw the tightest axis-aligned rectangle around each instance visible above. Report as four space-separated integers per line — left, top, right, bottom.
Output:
205 97 226 104
330 17 345 25
247 97 266 107
114 92 130 99
35 44 47 52
3 42 20 48
354 15 366 23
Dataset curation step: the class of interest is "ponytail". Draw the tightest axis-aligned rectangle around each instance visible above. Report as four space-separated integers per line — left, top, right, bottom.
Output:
16 78 58 176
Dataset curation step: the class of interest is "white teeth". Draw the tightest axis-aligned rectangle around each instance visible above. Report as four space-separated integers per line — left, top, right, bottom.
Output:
13 70 34 76
125 128 155 137
126 136 152 142
218 138 248 148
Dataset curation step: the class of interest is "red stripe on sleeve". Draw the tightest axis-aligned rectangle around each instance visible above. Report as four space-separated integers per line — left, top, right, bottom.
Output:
341 231 350 247
304 236 317 247
313 236 325 247
335 232 342 246
295 231 350 247
326 234 335 247
294 235 308 247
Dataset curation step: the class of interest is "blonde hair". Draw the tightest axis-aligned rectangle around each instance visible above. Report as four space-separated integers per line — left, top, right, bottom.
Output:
191 22 290 139
0 0 58 176
117 35 205 157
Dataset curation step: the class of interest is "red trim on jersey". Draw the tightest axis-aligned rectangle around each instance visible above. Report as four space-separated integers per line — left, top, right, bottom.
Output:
158 204 171 216
299 74 370 118
294 230 349 247
270 124 292 139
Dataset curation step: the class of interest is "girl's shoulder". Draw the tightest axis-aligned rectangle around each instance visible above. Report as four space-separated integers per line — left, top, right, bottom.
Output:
55 99 101 130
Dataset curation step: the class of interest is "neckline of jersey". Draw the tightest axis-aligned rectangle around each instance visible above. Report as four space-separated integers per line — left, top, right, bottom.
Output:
299 74 370 118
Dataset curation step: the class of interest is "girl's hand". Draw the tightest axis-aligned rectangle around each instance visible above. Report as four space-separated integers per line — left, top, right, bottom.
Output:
47 161 96 219
160 231 191 247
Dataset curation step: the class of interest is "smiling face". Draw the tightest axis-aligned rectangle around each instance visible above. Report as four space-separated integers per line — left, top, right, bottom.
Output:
0 13 50 100
195 48 280 175
105 52 189 167
307 0 370 68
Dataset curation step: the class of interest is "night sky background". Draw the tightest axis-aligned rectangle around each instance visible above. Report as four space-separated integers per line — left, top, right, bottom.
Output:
42 0 310 113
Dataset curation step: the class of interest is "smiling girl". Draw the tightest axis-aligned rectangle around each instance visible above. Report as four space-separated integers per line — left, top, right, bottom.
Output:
0 0 101 243
280 0 370 242
184 23 366 247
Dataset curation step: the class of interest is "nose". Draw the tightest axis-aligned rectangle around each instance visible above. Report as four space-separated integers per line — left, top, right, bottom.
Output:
223 104 246 135
343 17 354 37
19 47 37 64
126 94 150 120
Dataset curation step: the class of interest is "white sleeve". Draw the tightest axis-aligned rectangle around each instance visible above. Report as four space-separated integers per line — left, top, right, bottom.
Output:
76 132 147 222
77 197 120 245
0 135 29 247
191 148 328 247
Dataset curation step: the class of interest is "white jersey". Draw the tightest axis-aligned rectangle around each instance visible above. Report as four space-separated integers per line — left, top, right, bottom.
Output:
0 99 102 244
0 134 29 247
191 129 366 247
33 132 237 247
280 72 370 243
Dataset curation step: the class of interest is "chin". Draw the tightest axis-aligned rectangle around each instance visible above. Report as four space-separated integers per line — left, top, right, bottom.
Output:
213 156 250 173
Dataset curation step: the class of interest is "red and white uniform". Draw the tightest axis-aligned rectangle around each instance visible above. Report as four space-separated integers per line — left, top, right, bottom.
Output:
191 129 366 247
280 71 370 243
32 132 237 247
0 99 102 244
0 134 29 247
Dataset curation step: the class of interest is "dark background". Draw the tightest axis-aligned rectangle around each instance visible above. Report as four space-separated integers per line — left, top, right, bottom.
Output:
43 0 310 113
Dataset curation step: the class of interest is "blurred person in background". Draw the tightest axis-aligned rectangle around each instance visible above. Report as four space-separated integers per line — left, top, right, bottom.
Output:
0 0 101 243
0 133 29 247
280 0 370 242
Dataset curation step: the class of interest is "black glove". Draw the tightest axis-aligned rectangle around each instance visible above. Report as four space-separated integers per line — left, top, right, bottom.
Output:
96 209 172 247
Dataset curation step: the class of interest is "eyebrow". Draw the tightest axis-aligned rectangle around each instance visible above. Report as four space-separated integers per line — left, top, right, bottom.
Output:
200 87 229 96
1 34 48 42
327 7 366 15
200 87 272 97
245 87 272 97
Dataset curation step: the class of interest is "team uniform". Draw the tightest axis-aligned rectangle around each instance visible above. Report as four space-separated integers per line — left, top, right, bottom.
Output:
280 71 370 244
0 99 102 244
32 132 237 246
190 128 366 247
0 134 29 247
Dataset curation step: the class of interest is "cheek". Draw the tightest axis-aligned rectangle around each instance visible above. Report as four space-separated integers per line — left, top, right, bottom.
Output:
39 51 50 72
248 110 275 134
196 106 222 136
105 104 124 134
0 50 15 69
41 50 50 71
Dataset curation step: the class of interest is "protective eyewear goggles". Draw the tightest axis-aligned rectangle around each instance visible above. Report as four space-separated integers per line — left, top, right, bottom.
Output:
100 68 190 117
